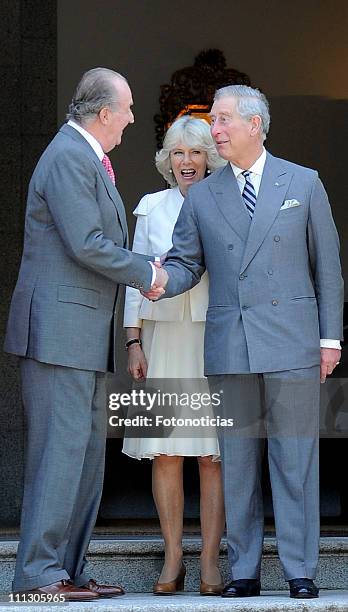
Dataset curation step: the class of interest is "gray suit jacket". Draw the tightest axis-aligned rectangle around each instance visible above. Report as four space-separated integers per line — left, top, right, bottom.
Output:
163 152 344 374
4 124 152 372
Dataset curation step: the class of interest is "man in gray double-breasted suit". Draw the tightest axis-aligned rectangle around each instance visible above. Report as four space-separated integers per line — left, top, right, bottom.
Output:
4 68 165 600
146 85 343 598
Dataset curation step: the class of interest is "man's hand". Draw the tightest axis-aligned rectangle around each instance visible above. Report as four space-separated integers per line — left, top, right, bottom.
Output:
320 347 341 383
142 262 168 301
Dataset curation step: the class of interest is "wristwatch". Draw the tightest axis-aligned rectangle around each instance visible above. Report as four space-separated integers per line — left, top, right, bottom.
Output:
125 338 142 350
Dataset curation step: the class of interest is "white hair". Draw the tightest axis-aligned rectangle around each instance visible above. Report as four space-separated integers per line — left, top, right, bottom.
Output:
214 85 270 141
66 67 127 125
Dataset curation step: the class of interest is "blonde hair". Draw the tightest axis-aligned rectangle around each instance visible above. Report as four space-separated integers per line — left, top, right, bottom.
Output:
155 116 225 186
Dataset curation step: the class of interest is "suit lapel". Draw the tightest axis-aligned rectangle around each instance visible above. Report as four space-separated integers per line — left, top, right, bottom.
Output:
97 163 129 244
240 153 293 273
209 164 251 242
59 124 128 244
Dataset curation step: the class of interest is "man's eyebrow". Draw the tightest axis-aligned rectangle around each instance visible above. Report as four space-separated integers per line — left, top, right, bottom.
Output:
209 111 231 117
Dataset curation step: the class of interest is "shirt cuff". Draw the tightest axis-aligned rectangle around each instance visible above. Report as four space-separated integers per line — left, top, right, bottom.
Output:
123 318 143 329
149 261 157 286
320 339 341 349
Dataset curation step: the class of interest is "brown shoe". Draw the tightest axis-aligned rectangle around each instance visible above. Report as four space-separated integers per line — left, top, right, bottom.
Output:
19 579 99 601
83 578 125 597
200 579 224 595
153 563 186 595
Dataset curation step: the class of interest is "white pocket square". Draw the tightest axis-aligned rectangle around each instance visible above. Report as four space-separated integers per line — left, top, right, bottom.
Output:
280 199 301 210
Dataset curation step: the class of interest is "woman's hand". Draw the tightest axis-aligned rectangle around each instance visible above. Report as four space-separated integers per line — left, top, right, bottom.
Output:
127 344 148 381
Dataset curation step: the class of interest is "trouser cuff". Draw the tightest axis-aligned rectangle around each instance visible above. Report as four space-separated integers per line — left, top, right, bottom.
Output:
12 569 70 592
230 567 261 580
284 567 317 581
73 571 91 587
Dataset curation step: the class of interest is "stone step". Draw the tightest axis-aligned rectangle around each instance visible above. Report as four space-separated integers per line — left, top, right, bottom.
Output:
0 536 347 596
0 591 348 612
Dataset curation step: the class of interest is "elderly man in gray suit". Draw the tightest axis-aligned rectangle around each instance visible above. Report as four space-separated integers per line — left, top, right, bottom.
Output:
4 67 165 601
146 85 343 598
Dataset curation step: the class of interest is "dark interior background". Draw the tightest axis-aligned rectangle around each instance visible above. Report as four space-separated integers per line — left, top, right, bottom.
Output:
1 0 347 531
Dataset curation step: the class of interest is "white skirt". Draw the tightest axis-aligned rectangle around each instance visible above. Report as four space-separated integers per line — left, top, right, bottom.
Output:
122 293 220 460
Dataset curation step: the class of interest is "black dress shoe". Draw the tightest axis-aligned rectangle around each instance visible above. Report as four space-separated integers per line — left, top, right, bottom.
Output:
221 579 261 598
289 578 319 599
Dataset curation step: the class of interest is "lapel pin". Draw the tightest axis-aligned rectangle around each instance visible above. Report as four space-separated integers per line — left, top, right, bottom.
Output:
275 182 280 187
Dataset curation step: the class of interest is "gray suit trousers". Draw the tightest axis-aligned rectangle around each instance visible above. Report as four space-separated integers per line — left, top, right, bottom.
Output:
13 358 107 591
209 366 320 581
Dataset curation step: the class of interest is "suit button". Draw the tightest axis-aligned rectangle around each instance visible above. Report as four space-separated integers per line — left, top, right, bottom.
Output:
228 244 234 250
274 235 280 242
239 273 246 280
268 269 273 275
272 299 278 306
242 305 249 310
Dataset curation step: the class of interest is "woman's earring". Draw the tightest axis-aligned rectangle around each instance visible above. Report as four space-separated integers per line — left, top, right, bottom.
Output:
206 169 211 174
169 169 173 173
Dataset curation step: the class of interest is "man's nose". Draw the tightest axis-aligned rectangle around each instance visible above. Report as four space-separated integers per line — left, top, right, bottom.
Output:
211 123 220 138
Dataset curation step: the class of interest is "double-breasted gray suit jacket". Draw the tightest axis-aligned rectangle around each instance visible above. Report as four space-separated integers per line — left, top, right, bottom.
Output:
163 152 344 375
4 124 152 372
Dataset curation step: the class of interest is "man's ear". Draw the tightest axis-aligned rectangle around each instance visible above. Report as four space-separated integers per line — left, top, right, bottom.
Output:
99 107 109 125
250 115 262 137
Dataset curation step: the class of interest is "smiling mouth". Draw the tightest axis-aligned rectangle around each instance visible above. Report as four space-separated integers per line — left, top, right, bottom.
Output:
181 169 196 178
216 140 228 145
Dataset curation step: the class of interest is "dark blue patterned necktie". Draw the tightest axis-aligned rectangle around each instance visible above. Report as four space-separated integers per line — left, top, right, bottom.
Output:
242 170 257 217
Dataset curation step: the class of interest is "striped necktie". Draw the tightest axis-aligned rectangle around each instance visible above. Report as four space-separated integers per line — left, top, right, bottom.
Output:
102 154 115 185
242 170 257 217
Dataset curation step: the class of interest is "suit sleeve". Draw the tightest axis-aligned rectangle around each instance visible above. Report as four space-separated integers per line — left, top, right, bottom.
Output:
307 175 344 340
43 149 153 291
123 200 150 328
163 191 206 299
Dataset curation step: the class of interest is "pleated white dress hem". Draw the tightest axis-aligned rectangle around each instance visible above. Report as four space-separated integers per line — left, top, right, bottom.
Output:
122 293 220 461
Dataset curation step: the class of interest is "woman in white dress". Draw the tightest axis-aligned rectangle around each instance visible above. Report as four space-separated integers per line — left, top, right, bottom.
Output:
123 117 226 595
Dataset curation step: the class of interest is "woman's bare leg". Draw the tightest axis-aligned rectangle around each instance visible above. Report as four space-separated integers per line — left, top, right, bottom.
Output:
198 456 225 584
152 455 185 582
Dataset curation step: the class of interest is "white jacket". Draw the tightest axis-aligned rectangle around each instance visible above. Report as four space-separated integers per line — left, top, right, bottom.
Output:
123 187 209 327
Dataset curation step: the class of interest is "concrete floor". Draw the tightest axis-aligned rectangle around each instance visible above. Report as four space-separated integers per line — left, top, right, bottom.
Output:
1 591 348 611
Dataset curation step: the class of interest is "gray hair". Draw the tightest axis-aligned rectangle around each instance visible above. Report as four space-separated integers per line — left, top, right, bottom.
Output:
66 67 127 125
156 116 226 186
214 85 270 141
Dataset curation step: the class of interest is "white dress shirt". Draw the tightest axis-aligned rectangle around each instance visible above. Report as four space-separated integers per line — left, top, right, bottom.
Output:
67 119 104 160
231 147 267 198
231 148 340 350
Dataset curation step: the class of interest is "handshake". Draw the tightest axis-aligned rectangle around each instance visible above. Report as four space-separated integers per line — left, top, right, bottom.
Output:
141 261 168 301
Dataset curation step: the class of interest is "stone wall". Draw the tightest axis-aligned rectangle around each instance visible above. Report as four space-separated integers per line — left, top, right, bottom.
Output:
0 0 57 526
